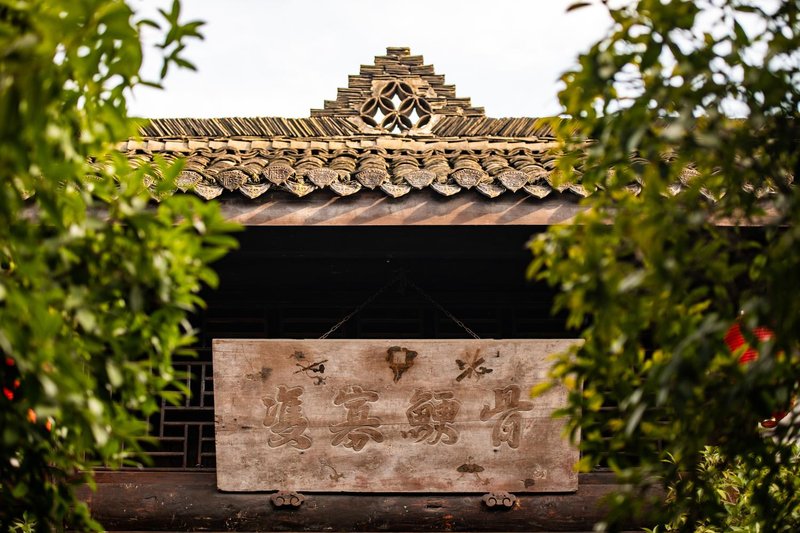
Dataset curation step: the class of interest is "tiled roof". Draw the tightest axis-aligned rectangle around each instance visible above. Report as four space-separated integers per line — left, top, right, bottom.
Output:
131 47 587 201
125 142 592 201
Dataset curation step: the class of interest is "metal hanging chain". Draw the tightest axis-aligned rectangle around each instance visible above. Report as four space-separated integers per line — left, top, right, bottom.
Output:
402 277 480 340
319 273 403 339
319 271 480 340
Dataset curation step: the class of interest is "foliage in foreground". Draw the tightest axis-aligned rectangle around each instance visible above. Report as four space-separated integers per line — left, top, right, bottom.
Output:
530 1 800 531
646 446 800 532
0 1 237 530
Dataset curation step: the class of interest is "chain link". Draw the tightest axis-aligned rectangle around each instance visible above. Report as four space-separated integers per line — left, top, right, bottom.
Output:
319 273 401 339
319 271 480 340
403 278 480 339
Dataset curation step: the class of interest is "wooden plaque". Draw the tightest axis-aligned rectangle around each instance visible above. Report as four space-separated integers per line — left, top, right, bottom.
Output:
213 339 579 493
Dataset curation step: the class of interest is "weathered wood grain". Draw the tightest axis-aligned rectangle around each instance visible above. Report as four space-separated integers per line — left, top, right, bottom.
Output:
213 339 580 493
79 472 658 532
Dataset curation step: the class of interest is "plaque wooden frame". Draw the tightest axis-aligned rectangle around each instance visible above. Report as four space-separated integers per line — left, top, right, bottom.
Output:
213 339 579 493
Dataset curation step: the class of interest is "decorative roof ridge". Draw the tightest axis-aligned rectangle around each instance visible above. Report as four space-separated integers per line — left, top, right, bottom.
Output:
122 137 559 153
122 48 596 203
311 46 485 126
139 115 559 140
138 47 557 139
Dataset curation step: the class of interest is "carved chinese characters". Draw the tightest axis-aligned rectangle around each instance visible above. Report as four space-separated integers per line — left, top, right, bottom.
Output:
330 385 384 451
402 389 461 445
214 339 580 493
262 385 312 450
480 385 534 449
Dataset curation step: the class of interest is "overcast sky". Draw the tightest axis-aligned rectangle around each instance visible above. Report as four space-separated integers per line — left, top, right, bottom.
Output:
128 1 613 119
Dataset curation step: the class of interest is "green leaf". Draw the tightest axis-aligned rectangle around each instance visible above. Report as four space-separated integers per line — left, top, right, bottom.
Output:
531 1 800 531
0 1 230 530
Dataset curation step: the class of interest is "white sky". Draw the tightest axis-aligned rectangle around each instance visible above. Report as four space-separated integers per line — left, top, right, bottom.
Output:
128 0 613 119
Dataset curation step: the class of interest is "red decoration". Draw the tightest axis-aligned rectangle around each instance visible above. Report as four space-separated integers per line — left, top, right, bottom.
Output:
724 323 774 363
725 322 786 428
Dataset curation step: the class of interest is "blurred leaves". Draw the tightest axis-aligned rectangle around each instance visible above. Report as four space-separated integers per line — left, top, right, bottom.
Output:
0 1 236 531
531 0 800 531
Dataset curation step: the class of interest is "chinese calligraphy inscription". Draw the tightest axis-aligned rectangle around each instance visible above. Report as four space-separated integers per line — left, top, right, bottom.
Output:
330 385 384 451
262 385 312 450
213 339 580 493
402 389 461 445
480 385 534 449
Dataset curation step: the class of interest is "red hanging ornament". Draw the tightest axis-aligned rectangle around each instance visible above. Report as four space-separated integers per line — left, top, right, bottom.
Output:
725 322 786 428
724 323 774 363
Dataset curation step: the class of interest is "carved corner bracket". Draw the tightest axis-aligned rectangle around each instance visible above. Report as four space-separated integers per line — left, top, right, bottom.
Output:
482 491 517 509
270 491 305 508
